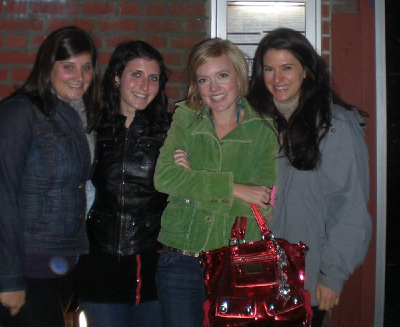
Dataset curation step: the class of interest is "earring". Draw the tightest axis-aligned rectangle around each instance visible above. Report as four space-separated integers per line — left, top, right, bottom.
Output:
236 97 243 110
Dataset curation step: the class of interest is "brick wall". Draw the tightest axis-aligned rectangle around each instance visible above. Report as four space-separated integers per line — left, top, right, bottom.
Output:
0 0 208 106
321 0 360 72
0 0 362 106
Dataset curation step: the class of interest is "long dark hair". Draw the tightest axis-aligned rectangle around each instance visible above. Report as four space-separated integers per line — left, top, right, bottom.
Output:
16 26 101 131
248 28 338 170
100 40 170 135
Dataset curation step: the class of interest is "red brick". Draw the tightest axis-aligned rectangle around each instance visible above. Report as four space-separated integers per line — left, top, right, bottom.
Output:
7 34 28 48
322 4 330 18
162 53 182 67
332 3 359 14
98 20 138 32
30 3 79 15
0 68 7 81
183 20 206 33
47 19 70 31
0 34 3 47
0 51 36 65
5 1 27 14
170 3 205 16
106 36 141 49
0 18 43 31
322 37 330 53
32 35 47 48
0 85 17 99
99 53 112 67
145 4 166 16
145 36 168 49
166 86 180 99
11 67 31 82
92 36 102 50
172 36 204 49
322 20 330 34
168 69 184 84
82 3 115 16
119 3 140 16
142 20 179 33
322 54 330 69
71 19 96 32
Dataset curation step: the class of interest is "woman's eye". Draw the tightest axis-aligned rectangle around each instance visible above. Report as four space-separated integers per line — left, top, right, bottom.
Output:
220 73 228 78
283 65 292 70
82 65 92 71
197 78 207 84
264 67 272 72
63 65 73 70
150 75 159 82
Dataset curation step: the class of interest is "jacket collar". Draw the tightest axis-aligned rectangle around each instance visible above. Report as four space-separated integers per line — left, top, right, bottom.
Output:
177 97 262 142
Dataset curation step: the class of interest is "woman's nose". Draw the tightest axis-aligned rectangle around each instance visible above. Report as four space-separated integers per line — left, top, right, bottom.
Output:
76 69 84 81
141 78 149 90
273 71 282 83
209 80 218 92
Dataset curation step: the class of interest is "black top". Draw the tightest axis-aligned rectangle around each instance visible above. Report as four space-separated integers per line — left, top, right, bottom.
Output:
76 110 170 303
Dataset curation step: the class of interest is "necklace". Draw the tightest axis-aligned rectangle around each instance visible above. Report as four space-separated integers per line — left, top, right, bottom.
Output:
205 98 243 129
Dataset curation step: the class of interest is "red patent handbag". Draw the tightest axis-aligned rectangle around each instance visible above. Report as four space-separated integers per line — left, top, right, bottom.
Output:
201 204 312 327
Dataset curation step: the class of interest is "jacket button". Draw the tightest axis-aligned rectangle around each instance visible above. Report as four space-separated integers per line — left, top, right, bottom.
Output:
205 216 212 222
78 182 85 189
79 213 85 219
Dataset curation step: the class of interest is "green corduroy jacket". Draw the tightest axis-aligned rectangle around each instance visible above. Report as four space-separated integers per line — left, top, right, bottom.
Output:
154 97 278 253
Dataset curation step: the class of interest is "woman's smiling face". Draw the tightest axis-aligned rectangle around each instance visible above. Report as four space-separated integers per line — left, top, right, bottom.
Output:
263 49 306 103
50 52 93 102
196 53 240 115
115 58 160 117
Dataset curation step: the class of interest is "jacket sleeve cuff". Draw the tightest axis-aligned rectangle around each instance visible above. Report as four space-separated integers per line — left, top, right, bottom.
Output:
318 272 344 294
0 274 26 293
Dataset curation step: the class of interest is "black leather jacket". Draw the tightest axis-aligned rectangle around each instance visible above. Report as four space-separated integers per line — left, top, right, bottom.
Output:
87 111 170 256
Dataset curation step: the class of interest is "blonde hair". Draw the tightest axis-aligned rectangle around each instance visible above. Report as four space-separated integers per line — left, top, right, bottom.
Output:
184 38 249 111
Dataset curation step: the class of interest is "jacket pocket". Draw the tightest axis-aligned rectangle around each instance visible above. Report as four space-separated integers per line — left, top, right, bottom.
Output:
161 198 196 239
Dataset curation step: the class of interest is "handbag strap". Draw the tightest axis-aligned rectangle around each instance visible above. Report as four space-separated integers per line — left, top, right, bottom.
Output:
230 216 247 243
249 203 271 239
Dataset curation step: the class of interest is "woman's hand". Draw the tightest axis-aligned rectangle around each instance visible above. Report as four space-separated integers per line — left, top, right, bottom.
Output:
0 290 25 315
173 149 192 169
233 183 272 211
316 283 340 310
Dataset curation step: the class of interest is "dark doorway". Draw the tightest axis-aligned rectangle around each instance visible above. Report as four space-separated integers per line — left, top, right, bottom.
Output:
385 0 400 326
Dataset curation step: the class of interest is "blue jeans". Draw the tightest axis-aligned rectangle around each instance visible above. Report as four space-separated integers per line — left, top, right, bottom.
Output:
156 250 211 327
79 300 162 327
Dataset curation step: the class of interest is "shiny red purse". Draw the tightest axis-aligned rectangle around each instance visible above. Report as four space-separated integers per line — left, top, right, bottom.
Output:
201 204 312 327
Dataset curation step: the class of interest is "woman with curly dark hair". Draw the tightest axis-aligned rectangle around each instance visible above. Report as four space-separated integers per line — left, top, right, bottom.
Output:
76 40 171 327
248 27 372 327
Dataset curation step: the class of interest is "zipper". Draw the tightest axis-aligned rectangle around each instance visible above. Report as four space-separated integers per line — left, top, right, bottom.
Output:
117 128 129 257
233 254 275 263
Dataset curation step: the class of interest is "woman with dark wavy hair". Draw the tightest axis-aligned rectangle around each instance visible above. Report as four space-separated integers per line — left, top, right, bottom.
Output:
248 27 372 327
0 26 100 327
76 40 171 327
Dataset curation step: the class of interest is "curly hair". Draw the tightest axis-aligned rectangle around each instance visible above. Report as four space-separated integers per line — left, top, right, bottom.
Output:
100 40 170 135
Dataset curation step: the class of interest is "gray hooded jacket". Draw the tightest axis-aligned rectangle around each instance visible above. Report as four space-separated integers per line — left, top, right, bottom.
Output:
269 103 372 306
